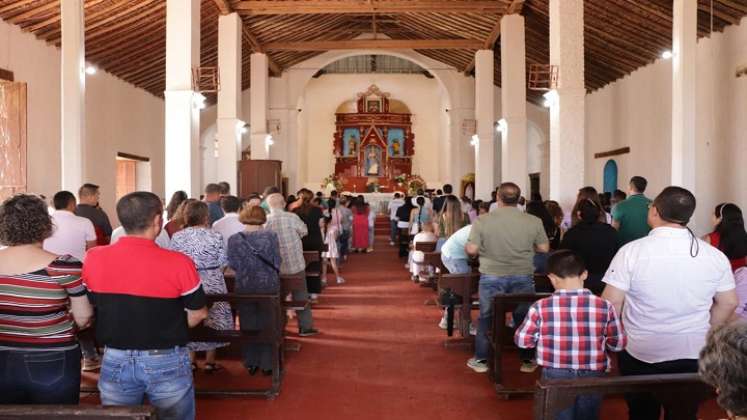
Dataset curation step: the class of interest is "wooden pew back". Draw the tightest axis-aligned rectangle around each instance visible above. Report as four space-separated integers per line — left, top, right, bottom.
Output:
0 405 157 419
414 241 437 253
490 293 552 395
189 293 285 398
437 272 480 338
533 373 714 420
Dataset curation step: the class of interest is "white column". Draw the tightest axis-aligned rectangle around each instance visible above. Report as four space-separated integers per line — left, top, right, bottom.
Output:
549 0 585 210
216 12 243 190
474 49 495 201
250 53 270 160
671 0 697 192
500 13 528 196
60 0 85 192
164 0 201 199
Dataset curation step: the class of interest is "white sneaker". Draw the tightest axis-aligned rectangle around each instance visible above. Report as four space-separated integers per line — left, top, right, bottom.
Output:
336 277 345 284
438 316 448 330
469 323 477 336
389 241 395 246
466 357 488 373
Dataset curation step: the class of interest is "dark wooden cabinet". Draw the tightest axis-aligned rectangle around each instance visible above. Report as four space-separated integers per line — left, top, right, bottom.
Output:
238 159 282 198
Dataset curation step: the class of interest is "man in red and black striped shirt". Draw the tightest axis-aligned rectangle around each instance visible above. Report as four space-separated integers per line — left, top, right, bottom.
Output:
83 192 207 420
515 250 625 420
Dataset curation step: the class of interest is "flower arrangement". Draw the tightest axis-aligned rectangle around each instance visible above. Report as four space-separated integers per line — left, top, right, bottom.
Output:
321 174 344 192
393 174 426 196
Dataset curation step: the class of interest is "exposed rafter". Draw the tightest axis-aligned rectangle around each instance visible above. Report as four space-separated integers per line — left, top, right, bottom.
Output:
233 1 506 15
265 39 484 51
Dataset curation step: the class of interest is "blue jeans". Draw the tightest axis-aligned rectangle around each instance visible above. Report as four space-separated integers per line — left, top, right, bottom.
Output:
542 367 605 420
441 255 470 274
337 229 350 259
368 226 374 248
475 274 534 360
99 347 195 420
390 220 398 243
0 346 81 404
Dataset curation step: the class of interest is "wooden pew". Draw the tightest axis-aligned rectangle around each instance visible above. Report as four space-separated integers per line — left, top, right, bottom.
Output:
189 293 284 398
533 373 714 420
489 292 552 397
412 241 437 285
436 272 480 347
303 251 323 293
279 273 311 352
0 405 157 419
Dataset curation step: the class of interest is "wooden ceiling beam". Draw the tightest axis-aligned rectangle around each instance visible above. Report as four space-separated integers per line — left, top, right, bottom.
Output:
0 0 38 15
265 38 484 51
21 0 107 33
233 1 506 15
5 0 58 24
463 0 522 74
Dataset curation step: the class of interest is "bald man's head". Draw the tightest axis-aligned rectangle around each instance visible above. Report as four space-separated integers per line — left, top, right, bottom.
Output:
497 182 521 206
267 193 286 210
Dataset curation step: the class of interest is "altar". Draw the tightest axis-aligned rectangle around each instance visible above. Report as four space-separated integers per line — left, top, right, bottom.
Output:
332 85 414 192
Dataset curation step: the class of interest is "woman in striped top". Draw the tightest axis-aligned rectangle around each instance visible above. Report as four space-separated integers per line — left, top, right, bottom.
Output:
0 194 93 404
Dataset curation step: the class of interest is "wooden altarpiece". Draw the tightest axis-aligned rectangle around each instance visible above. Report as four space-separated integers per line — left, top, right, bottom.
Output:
333 85 414 192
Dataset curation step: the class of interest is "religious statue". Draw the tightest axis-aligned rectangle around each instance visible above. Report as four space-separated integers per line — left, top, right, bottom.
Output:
366 147 380 176
391 140 401 157
348 138 357 156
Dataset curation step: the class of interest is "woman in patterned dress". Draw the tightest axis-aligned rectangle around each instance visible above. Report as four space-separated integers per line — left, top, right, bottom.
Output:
169 200 233 373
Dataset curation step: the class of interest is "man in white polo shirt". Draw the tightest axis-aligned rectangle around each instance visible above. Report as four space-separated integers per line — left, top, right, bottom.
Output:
602 186 738 420
43 190 100 371
44 191 97 262
212 195 244 249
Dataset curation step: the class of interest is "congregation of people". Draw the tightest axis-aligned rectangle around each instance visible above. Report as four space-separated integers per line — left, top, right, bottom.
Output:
0 181 377 419
1 174 747 420
388 178 747 420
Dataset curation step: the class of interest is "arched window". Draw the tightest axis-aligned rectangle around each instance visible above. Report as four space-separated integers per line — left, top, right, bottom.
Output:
603 159 618 193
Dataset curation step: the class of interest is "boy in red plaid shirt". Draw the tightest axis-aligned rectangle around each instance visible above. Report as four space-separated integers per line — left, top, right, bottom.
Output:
515 250 626 420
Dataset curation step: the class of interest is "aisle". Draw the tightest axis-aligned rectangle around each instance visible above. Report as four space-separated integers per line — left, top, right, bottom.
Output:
197 236 530 419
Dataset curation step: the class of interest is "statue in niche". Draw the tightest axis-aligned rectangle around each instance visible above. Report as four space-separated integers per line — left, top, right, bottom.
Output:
365 145 381 176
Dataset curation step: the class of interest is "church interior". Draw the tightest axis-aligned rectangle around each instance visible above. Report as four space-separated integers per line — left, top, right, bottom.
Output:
0 0 746 419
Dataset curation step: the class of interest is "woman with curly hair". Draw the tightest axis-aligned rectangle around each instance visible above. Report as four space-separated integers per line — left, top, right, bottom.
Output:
0 194 94 404
699 322 747 420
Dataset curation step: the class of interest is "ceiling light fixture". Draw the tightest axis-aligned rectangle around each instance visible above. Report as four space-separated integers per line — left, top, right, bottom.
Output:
85 65 97 75
661 50 673 60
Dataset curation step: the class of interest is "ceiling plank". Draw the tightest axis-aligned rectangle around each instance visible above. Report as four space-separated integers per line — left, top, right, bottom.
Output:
265 38 484 51
234 1 505 15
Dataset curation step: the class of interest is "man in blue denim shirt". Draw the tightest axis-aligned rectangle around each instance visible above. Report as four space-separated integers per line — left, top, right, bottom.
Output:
83 192 208 420
465 183 549 374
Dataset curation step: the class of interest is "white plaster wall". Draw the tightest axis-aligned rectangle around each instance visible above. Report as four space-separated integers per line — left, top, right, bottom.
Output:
0 19 165 225
585 17 747 235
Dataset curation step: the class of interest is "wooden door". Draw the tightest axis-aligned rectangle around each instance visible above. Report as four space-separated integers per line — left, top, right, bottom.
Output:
0 81 27 201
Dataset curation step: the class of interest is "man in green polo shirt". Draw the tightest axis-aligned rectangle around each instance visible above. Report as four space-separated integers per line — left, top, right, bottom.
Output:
465 183 549 374
612 176 652 246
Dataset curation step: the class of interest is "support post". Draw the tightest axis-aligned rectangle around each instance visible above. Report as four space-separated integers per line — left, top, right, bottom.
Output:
250 53 270 160
474 49 495 201
671 0 697 192
164 0 201 198
217 12 243 189
500 13 528 196
549 0 585 210
60 0 85 192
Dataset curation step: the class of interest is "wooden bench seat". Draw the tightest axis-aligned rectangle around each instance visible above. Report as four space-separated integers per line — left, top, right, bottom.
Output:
533 373 714 420
0 405 157 419
437 272 480 347
488 292 551 397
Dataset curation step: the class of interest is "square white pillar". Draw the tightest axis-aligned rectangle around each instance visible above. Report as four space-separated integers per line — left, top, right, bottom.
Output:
250 53 270 160
549 0 585 210
60 0 85 192
474 49 495 201
216 12 243 190
500 14 528 196
164 0 201 199
671 0 697 192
